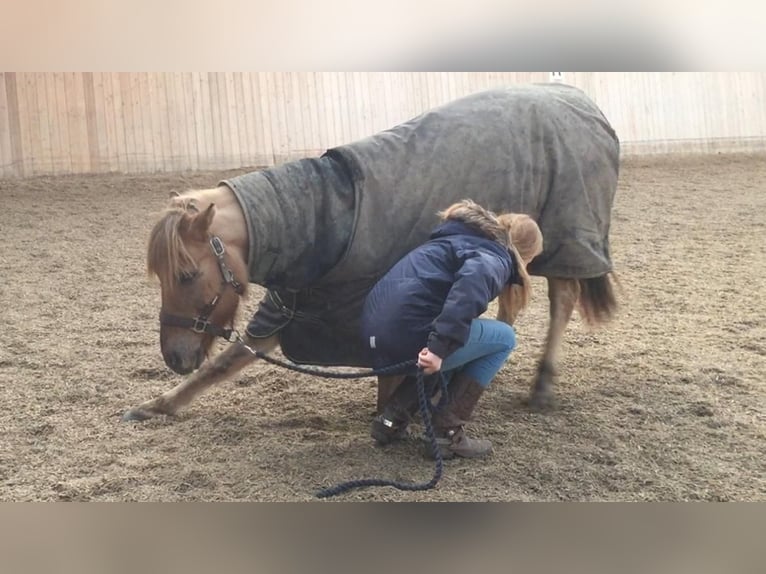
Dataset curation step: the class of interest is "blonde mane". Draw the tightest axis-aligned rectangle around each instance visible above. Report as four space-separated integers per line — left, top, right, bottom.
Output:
146 199 199 293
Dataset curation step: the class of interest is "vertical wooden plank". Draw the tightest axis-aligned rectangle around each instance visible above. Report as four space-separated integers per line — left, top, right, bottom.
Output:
340 72 354 144
289 72 306 158
368 72 380 132
29 73 53 175
445 72 457 106
51 73 73 174
203 73 220 169
379 72 393 129
188 72 206 170
176 73 194 170
239 72 258 167
424 72 437 108
128 71 143 171
345 72 360 141
82 72 102 173
146 73 166 172
208 72 225 167
118 73 136 172
284 72 298 160
358 72 373 137
181 72 199 171
404 72 417 117
302 72 319 154
168 72 185 171
395 72 407 120
358 71 372 138
109 73 128 172
38 73 58 175
15 73 35 175
417 72 430 111
325 72 341 147
162 72 176 170
234 72 248 165
314 72 328 152
92 73 114 172
312 72 330 152
32 74 53 174
135 73 155 172
332 72 344 143
74 72 91 173
97 72 116 172
266 72 280 162
128 72 147 171
156 73 174 170
306 71 320 153
219 70 233 167
254 72 274 166
281 72 294 159
214 72 231 167
0 73 15 177
231 72 248 166
4 73 25 177
269 72 289 164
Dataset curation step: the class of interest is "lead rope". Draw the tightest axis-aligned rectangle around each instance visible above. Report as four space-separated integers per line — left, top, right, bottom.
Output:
232 335 447 498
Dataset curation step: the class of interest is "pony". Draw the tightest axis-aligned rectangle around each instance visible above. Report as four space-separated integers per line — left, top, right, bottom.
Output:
123 83 619 421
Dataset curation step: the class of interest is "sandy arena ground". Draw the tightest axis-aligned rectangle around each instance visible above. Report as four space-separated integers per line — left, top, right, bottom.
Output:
1 153 764 501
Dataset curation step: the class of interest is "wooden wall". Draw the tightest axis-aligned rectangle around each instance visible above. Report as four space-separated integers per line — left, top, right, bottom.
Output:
1 72 765 178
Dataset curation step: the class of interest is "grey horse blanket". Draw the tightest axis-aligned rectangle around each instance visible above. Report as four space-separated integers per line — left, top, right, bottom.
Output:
221 83 620 367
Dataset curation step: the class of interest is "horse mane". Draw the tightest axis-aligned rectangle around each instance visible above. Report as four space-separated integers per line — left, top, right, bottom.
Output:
147 198 199 293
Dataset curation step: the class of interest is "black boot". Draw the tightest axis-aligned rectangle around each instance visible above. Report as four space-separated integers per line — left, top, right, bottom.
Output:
426 373 492 459
371 374 441 445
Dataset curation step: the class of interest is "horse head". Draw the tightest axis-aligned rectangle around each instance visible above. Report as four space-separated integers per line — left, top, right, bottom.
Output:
147 196 248 374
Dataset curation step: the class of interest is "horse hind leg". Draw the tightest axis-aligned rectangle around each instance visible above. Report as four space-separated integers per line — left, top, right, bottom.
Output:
529 277 580 411
122 334 279 421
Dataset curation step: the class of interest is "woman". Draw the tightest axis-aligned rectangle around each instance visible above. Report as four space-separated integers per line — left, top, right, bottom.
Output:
361 200 543 459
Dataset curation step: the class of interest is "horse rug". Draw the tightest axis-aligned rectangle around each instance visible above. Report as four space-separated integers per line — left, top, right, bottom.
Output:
221 83 620 367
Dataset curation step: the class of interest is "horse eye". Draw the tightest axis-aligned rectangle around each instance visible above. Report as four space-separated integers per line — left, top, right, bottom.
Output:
178 270 199 285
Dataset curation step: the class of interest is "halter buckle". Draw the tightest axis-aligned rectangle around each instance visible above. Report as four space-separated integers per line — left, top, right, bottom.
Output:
191 317 210 334
210 236 225 257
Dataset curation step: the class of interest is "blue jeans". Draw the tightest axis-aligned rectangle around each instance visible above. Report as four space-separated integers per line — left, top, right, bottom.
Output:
440 319 516 387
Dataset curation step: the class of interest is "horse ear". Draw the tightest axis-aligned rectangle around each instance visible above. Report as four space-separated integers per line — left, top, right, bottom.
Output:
189 203 215 239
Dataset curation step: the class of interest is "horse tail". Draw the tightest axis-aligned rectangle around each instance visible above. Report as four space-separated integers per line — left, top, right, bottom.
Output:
577 273 619 326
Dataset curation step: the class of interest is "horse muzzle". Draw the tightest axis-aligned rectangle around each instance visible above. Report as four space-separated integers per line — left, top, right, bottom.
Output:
163 346 205 374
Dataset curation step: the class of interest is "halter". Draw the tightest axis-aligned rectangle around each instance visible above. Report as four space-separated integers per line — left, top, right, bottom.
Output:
159 236 245 342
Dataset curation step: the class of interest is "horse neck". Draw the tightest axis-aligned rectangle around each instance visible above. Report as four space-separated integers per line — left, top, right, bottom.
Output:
225 157 356 289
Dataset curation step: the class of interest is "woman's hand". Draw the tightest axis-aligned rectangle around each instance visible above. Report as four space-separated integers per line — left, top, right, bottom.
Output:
417 348 443 374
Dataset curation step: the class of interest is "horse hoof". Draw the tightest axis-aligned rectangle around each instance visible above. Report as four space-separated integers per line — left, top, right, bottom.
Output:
121 407 159 422
528 391 555 412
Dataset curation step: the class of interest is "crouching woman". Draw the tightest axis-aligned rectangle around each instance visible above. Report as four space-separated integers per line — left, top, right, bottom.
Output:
361 200 543 459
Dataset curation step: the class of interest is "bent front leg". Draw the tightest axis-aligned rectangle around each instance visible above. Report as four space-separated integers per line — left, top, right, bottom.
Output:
123 334 279 421
530 277 579 410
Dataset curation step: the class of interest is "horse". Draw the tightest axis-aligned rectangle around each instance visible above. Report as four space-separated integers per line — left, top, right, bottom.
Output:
123 83 619 422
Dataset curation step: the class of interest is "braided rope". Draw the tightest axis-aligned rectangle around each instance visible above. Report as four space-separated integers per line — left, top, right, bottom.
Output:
315 369 444 499
232 338 448 499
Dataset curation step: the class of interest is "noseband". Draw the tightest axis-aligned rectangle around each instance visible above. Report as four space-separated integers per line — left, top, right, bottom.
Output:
159 236 245 342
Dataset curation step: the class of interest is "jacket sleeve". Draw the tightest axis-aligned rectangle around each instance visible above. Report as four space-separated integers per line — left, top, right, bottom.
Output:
426 248 512 359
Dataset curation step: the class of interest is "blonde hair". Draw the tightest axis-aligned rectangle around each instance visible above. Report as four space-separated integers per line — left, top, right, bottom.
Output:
437 200 543 322
497 213 544 321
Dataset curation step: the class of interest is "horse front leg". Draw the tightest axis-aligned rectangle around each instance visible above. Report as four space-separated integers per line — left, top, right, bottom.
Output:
376 375 406 415
122 334 279 421
529 277 579 410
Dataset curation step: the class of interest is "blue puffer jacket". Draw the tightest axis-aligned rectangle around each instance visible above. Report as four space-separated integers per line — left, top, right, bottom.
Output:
360 220 518 369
